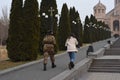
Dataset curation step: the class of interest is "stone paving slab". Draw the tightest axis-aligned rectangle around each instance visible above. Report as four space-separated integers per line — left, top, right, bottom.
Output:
79 72 120 80
96 56 120 59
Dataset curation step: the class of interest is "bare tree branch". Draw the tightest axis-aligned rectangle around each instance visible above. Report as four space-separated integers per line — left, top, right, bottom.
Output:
0 6 9 45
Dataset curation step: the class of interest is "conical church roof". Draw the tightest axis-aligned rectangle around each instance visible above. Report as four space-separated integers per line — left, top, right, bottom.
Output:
94 0 106 10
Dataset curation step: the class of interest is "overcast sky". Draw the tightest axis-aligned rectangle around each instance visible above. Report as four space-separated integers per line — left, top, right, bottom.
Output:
0 0 114 21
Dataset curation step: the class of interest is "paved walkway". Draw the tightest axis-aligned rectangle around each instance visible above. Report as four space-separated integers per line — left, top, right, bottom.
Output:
0 38 116 80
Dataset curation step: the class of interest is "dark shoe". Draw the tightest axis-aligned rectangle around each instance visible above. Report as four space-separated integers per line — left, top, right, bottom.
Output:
52 63 56 68
70 62 74 69
68 63 72 70
71 63 74 68
43 64 47 71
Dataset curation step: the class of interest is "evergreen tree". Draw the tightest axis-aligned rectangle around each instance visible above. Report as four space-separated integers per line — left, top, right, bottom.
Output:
22 0 40 60
90 14 97 24
58 3 70 50
39 0 58 53
7 0 23 61
69 7 75 33
90 14 96 42
74 11 83 46
83 16 90 43
69 8 83 46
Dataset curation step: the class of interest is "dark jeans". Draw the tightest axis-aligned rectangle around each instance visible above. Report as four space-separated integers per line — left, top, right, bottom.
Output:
68 52 76 62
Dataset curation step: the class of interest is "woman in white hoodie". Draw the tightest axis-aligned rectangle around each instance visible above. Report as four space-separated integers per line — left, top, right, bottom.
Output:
65 33 78 69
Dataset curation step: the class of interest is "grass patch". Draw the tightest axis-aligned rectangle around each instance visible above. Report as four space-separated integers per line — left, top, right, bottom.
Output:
0 60 29 70
0 55 44 71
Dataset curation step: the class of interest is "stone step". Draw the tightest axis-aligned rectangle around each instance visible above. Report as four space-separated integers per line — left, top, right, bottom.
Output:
91 64 120 67
106 48 120 50
88 59 120 73
104 50 120 55
92 61 120 65
88 68 120 73
93 59 120 62
89 66 120 69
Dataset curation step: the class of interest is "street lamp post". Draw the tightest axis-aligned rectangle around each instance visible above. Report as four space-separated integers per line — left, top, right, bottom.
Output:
72 17 81 46
48 7 55 32
86 22 93 43
42 7 60 33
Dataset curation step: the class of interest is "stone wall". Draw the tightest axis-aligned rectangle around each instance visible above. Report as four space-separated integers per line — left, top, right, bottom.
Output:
0 46 8 61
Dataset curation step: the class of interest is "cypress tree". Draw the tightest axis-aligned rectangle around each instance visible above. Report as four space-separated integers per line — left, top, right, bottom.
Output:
58 3 70 50
69 7 75 33
69 7 83 46
75 11 83 46
83 16 90 43
7 0 23 61
22 0 40 60
90 14 95 42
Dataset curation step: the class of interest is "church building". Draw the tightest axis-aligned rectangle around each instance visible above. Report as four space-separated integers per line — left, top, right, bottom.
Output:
93 0 120 35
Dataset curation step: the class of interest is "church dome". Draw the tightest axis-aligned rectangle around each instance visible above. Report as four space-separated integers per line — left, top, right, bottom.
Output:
94 1 106 10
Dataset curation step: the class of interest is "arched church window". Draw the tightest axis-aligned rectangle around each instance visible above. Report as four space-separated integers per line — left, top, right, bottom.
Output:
98 9 100 13
113 20 119 31
102 9 104 13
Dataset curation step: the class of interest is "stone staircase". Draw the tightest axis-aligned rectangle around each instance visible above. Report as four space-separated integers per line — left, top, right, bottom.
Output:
104 48 120 55
88 38 120 73
88 59 120 73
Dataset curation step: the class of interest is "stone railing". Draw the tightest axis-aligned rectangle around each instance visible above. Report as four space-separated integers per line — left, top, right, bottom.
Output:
87 48 105 58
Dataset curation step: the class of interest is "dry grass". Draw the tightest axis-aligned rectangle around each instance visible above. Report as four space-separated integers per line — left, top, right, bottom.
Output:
0 46 28 70
0 54 45 71
0 55 44 71
0 60 29 70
